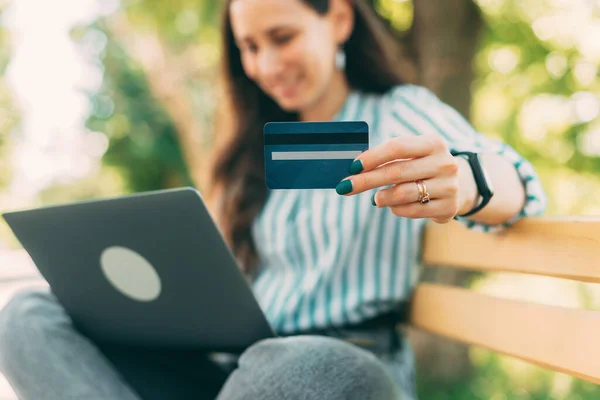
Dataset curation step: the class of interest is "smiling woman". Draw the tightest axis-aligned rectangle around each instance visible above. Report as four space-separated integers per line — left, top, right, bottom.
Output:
210 0 409 273
0 0 547 399
228 0 352 114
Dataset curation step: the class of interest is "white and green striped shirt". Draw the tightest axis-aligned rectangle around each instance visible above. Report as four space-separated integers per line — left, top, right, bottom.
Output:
250 84 547 335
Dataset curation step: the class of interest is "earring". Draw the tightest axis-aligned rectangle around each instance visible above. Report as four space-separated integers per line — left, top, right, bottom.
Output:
335 47 346 70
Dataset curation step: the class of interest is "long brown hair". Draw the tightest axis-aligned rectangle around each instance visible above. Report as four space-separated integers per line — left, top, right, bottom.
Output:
207 0 412 275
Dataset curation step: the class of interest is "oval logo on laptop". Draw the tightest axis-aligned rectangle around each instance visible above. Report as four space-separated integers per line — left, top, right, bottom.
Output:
100 246 162 302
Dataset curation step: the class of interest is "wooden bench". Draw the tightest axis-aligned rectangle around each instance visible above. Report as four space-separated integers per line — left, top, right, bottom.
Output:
411 216 600 384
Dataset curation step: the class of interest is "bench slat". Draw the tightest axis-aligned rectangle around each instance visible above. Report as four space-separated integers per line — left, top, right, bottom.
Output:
410 283 600 384
422 217 600 283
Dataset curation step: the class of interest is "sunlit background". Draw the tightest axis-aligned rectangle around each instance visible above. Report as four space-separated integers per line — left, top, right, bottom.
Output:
1 0 600 398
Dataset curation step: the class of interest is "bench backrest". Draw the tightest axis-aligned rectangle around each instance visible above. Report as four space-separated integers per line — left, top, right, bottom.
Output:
412 217 600 384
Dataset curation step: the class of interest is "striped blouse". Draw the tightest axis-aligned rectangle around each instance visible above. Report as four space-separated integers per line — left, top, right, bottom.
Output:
250 84 547 335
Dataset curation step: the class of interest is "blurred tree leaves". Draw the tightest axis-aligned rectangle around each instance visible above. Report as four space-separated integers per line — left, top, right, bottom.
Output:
123 0 221 47
85 24 193 193
471 0 600 215
0 3 19 249
0 6 17 191
83 0 223 192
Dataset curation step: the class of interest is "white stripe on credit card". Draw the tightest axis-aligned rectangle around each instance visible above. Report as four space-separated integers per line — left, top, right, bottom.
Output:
272 150 363 160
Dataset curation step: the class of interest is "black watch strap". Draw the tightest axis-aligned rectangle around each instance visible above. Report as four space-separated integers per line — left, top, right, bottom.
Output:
451 150 494 217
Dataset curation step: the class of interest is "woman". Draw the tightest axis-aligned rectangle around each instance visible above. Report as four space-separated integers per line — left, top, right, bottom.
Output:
0 0 547 399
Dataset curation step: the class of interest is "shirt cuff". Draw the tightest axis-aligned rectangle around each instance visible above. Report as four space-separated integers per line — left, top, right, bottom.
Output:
452 139 548 233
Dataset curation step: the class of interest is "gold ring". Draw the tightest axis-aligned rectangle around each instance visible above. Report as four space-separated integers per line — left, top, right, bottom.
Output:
415 180 430 204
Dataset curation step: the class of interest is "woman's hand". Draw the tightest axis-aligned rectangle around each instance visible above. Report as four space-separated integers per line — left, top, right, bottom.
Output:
335 134 479 224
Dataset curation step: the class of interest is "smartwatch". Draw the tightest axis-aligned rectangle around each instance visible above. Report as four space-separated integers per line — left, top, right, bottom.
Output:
451 150 494 217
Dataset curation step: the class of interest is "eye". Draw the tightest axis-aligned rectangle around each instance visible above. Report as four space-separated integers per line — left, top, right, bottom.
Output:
238 42 258 54
273 33 294 46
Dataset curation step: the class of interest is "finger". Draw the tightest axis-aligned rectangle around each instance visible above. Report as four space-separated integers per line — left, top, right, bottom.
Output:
388 198 458 221
431 216 454 224
342 154 456 195
373 177 458 207
351 134 447 174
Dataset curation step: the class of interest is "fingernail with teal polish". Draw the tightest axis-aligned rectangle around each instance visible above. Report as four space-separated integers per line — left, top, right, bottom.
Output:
335 180 353 195
349 160 363 175
371 193 377 206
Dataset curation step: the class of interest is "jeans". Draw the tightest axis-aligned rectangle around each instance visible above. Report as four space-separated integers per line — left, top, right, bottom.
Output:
0 289 417 399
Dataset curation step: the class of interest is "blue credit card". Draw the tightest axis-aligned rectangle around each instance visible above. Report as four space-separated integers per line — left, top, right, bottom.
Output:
264 121 369 189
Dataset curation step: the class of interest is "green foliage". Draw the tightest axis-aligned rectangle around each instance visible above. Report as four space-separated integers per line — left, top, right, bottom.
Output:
122 0 221 47
85 24 192 193
0 8 17 191
371 0 414 34
471 0 600 215
418 349 600 399
82 0 223 193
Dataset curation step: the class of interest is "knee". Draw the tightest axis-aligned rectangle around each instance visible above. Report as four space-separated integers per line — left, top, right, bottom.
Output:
0 290 66 372
221 336 400 400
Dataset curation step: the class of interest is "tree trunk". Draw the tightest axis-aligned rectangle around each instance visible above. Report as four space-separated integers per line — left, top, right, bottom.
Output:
407 0 484 384
412 0 483 118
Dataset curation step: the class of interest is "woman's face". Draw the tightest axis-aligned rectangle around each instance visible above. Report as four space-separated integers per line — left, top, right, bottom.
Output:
230 0 349 112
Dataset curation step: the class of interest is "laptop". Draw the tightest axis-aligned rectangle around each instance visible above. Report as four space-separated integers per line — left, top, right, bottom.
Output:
2 187 275 353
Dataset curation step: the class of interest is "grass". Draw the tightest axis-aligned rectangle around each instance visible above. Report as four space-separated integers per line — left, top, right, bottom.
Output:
417 348 600 400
